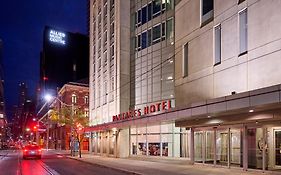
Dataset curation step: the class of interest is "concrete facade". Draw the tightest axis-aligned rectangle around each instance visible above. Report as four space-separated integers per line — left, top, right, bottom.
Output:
89 0 131 126
174 0 281 107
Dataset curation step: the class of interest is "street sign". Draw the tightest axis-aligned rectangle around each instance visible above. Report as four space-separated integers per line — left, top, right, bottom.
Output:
38 128 46 132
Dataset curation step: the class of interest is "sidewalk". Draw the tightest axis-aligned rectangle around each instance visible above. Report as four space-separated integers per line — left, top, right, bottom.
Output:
55 151 281 175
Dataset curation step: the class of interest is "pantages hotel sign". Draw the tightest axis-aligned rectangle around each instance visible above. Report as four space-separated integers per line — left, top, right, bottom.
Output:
112 100 172 122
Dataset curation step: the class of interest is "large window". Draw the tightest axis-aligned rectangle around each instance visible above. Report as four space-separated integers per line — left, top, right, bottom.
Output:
201 0 214 26
239 8 247 55
141 32 147 49
166 18 174 44
152 24 161 44
153 0 161 17
141 6 147 25
148 3 152 21
130 123 182 157
183 43 189 77
214 24 221 65
166 0 174 10
135 19 172 51
147 29 152 47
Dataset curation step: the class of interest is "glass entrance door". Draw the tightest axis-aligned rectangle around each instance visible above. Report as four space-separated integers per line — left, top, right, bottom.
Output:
275 130 281 167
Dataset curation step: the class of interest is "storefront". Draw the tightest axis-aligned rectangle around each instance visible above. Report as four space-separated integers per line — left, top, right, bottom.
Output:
87 85 281 172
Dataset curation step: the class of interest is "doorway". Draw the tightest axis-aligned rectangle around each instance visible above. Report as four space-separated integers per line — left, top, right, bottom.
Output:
275 130 281 168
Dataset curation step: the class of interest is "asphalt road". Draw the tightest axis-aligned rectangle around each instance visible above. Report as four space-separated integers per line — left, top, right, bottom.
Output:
0 149 131 175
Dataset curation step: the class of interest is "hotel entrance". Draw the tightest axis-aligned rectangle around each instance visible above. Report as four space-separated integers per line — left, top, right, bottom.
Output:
193 126 242 167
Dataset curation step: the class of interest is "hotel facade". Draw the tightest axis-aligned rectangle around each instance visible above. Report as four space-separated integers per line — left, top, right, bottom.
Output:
88 0 281 172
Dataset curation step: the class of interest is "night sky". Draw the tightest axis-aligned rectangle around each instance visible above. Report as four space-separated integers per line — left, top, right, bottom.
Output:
0 0 88 119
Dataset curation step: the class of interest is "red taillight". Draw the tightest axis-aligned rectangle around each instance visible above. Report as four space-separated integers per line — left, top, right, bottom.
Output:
24 149 28 152
38 149 42 152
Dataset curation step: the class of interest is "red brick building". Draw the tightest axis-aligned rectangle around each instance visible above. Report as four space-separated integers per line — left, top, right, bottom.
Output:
49 82 89 150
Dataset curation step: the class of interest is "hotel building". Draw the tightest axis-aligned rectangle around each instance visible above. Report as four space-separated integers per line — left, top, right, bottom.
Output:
88 0 281 172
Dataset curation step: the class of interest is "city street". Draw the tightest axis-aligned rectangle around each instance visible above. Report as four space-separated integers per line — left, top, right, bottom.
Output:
0 149 132 175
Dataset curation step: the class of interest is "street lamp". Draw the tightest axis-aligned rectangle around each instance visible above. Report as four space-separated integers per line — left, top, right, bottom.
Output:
37 94 74 155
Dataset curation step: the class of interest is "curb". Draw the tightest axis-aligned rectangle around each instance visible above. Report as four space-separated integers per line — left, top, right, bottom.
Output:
66 156 142 175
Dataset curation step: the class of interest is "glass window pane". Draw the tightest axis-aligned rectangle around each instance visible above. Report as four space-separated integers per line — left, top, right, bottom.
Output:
239 9 247 54
166 0 174 10
141 6 147 24
202 0 213 15
162 22 166 40
137 9 141 25
153 0 161 17
148 3 152 21
214 24 221 65
147 125 160 133
183 43 188 77
152 24 161 44
148 29 152 46
141 32 147 49
166 18 174 44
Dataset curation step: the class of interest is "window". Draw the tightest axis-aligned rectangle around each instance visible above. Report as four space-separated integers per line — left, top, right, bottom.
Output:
103 31 107 46
166 18 174 44
137 9 141 26
201 0 214 26
98 57 101 69
239 8 247 55
147 29 152 47
183 43 189 77
103 81 107 104
110 76 114 101
141 6 147 25
162 0 166 11
152 24 161 44
238 0 245 4
166 0 174 10
84 109 89 117
84 96 89 104
103 51 107 67
141 32 147 49
214 24 221 65
162 22 166 40
153 0 161 17
110 0 114 10
110 45 114 60
97 80 101 107
71 94 77 104
148 3 152 21
137 34 141 50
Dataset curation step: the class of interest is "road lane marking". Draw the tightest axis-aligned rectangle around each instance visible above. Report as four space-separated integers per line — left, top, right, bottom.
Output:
37 160 60 175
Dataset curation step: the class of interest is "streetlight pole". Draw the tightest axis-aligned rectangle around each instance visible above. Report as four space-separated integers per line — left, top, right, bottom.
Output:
38 94 75 155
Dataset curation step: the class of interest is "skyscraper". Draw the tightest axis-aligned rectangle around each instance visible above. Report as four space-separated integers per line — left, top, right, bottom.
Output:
40 26 89 97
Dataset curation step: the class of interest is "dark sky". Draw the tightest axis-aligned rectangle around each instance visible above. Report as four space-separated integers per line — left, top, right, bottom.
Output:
0 0 88 118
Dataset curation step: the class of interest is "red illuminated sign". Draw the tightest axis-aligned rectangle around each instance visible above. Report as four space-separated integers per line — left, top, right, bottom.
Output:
112 100 172 122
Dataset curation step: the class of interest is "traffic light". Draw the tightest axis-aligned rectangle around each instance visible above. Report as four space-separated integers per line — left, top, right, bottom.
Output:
33 126 37 131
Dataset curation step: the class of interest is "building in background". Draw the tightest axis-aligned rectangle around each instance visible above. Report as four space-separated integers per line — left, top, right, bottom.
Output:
0 38 7 149
10 83 36 141
48 82 89 150
39 26 89 98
